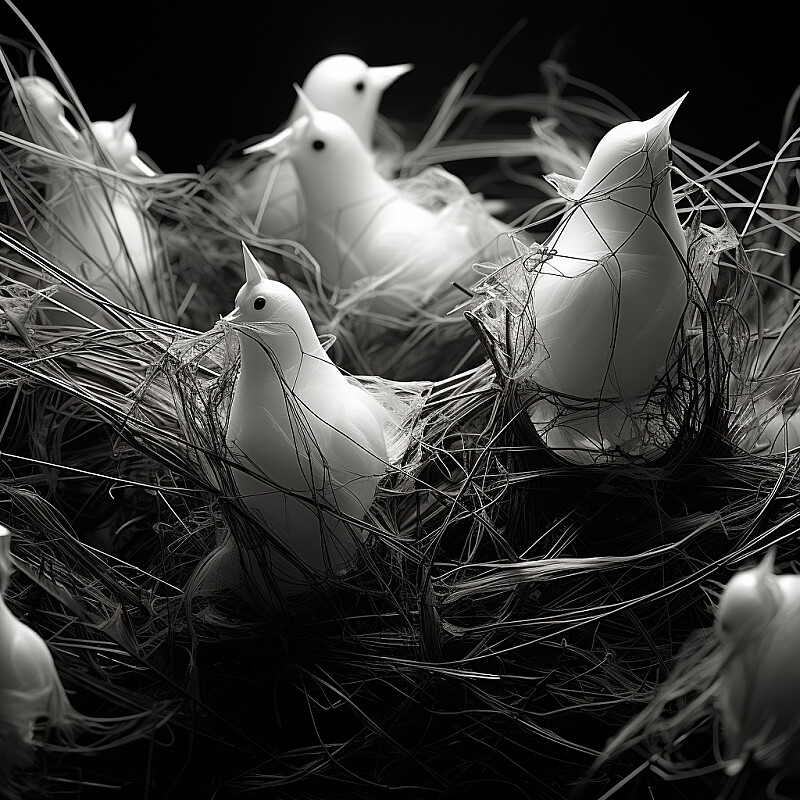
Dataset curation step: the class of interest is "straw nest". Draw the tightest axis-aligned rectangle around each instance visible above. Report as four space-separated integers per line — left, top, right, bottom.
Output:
1 15 800 800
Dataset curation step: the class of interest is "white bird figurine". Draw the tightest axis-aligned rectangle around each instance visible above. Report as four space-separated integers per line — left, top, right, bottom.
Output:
530 95 688 400
0 526 78 780
33 105 165 324
198 244 389 600
246 88 508 311
517 96 689 459
715 549 800 773
233 54 412 239
2 76 81 150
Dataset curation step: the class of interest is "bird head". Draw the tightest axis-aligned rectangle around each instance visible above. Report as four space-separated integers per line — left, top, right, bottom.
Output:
244 86 377 209
574 94 687 200
290 54 412 146
225 244 319 347
716 549 782 645
85 106 156 176
11 76 81 144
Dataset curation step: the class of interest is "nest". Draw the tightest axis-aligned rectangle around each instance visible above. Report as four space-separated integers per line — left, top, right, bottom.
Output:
0 11 800 800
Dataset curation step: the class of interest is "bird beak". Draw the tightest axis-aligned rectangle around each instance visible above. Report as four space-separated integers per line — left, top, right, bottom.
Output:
127 154 157 177
243 124 295 156
368 63 414 92
108 105 155 176
224 306 242 322
57 112 81 142
644 93 688 143
242 242 269 284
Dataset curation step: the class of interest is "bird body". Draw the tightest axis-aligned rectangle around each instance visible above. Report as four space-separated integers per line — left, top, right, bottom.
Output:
297 138 440 292
203 245 388 599
715 550 800 773
0 592 63 732
234 55 411 240
518 97 690 462
526 96 688 402
250 97 503 310
0 527 76 778
33 106 163 322
2 76 81 152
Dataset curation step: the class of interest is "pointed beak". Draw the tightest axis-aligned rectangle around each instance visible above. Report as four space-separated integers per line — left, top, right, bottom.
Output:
243 124 295 156
57 113 81 142
368 63 413 92
127 154 157 177
224 306 242 322
645 92 687 140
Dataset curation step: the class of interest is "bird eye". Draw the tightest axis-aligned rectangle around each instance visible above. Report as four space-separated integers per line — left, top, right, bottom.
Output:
354 80 365 93
312 139 325 151
253 297 266 310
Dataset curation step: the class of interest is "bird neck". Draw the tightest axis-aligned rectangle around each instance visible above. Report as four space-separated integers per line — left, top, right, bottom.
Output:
652 180 686 252
349 116 373 148
295 158 394 215
571 173 686 259
236 326 333 391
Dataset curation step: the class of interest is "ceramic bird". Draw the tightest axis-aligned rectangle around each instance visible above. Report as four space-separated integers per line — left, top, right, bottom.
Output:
233 54 412 239
33 105 165 324
1 76 81 150
516 97 689 459
715 549 800 773
200 245 389 600
529 95 688 401
0 526 77 779
246 89 508 312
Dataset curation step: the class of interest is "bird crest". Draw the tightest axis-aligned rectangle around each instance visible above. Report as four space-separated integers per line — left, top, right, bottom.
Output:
87 106 155 176
716 549 781 643
243 241 270 286
226 243 322 346
111 104 136 141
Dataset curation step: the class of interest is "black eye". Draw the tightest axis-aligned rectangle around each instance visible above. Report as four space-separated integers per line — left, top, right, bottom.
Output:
354 80 365 93
312 139 325 151
253 297 266 310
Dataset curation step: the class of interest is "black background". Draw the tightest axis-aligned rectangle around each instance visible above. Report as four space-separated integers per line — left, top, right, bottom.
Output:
0 6 799 798
2 3 799 174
